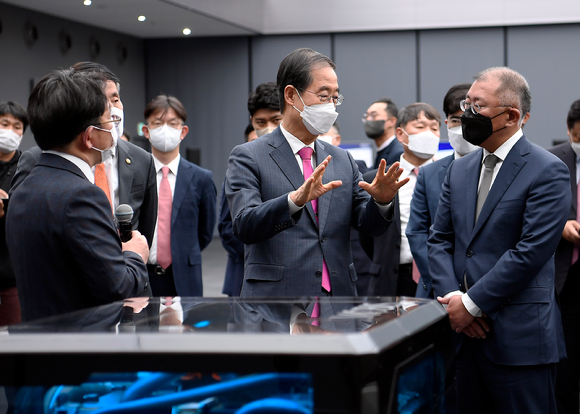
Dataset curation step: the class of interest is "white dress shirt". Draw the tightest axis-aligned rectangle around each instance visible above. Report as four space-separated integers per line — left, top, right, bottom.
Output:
44 150 94 183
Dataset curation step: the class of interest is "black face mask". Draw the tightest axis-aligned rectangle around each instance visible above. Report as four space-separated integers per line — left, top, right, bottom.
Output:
461 108 510 146
364 120 385 139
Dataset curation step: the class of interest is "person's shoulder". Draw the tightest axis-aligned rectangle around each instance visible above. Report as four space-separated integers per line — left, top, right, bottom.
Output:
118 139 153 162
424 154 454 172
546 141 570 156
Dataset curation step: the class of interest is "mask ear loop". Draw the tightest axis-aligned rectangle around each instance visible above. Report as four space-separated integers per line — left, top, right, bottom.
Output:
292 88 307 115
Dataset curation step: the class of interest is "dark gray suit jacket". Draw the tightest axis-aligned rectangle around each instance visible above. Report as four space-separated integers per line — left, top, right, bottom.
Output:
10 140 158 247
225 127 392 297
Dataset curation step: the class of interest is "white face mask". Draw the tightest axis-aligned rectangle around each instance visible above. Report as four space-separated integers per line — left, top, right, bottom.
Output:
0 128 22 153
571 141 580 158
293 90 338 135
402 130 440 159
448 126 478 156
256 126 277 137
148 124 182 152
90 126 115 163
109 106 124 144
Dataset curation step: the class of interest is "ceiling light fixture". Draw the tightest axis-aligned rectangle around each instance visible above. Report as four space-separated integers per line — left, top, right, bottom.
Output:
83 0 92 5
183 28 191 35
138 16 146 22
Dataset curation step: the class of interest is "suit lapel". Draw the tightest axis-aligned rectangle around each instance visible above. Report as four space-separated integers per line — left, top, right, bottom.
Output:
172 158 193 226
269 130 317 224
465 150 483 236
116 140 133 205
561 144 577 215
471 138 528 238
316 140 332 231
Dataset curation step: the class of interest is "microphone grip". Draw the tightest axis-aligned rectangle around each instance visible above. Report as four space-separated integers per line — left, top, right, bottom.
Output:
119 221 133 242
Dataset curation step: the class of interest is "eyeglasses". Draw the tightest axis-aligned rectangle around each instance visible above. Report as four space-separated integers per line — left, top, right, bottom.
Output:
460 100 511 115
148 120 183 130
94 118 121 127
296 88 344 106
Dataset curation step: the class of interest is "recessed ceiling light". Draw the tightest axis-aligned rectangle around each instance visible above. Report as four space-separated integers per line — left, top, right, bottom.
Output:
138 16 146 22
183 28 191 35
83 0 92 5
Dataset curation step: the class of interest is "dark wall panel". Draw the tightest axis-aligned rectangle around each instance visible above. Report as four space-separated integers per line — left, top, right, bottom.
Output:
145 37 250 190
0 2 145 150
507 24 580 148
333 31 417 147
419 28 505 142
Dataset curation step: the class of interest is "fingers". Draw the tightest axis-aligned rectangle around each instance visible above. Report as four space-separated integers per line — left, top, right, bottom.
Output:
437 296 451 304
322 180 342 191
475 317 490 333
0 189 8 198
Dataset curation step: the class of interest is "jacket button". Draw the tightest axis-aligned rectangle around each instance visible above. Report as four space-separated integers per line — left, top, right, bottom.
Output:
466 250 473 257
315 271 322 277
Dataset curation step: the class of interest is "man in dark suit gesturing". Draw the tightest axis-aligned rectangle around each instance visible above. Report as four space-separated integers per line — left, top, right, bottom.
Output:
7 69 150 322
10 62 158 247
429 67 570 414
226 48 408 298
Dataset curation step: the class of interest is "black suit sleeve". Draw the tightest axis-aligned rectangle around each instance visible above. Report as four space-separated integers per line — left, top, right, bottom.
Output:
10 146 42 196
138 153 158 247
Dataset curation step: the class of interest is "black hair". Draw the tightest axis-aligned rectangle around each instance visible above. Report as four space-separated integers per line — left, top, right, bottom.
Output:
0 101 29 133
276 48 336 112
244 123 254 142
443 83 471 117
28 69 107 150
144 95 187 122
396 102 441 129
247 82 280 116
71 61 121 91
372 98 398 119
567 100 580 130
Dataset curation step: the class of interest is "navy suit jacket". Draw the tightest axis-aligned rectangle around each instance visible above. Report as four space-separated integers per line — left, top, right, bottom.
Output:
169 157 216 297
547 142 578 294
218 181 244 296
374 138 404 169
7 153 149 322
406 154 454 298
225 127 392 297
428 136 569 365
10 141 158 247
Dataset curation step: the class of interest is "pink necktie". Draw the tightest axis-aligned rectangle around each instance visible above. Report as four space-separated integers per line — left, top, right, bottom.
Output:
298 147 331 293
157 166 172 269
573 179 580 264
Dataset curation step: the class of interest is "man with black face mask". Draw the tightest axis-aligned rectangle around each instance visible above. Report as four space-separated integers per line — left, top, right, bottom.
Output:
363 98 403 168
428 67 570 414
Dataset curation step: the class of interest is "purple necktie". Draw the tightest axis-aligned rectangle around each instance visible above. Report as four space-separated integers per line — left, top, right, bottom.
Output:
157 166 172 269
298 147 331 295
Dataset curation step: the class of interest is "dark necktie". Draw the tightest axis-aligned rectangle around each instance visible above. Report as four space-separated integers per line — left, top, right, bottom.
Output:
475 154 500 223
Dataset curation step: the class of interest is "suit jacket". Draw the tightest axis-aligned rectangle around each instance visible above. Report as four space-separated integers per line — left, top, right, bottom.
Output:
374 138 404 169
406 154 454 298
6 153 149 322
218 181 244 296
428 136 569 365
225 127 392 297
547 142 577 294
10 141 158 247
169 157 216 297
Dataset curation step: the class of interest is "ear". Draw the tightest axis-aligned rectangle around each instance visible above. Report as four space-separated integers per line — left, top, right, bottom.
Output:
180 125 189 140
386 116 397 127
505 108 521 128
141 125 150 139
284 85 297 109
83 126 95 149
395 127 407 144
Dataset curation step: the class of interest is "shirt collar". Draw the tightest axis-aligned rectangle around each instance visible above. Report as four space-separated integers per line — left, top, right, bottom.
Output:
281 124 315 154
43 150 95 183
153 153 181 175
398 153 433 178
376 135 396 152
482 128 523 162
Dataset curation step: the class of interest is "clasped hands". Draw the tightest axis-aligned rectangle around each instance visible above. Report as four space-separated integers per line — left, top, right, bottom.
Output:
437 295 490 339
290 157 409 207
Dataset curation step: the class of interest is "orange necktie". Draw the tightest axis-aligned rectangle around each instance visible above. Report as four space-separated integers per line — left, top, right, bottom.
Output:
95 163 113 211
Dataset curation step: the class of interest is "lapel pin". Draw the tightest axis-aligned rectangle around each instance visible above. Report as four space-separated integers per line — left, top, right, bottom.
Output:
125 158 131 165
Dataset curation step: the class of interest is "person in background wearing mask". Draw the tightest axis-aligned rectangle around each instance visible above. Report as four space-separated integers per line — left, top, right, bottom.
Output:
363 97 403 168
406 83 475 298
10 62 158 248
7 69 150 322
548 99 580 414
141 95 216 297
226 48 406 297
219 83 280 297
0 101 28 326
430 67 569 414
361 103 441 297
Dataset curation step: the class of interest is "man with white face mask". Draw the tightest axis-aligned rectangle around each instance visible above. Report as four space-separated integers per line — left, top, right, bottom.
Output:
141 95 216 297
361 102 441 297
0 101 28 326
226 48 407 298
406 84 473 298
10 62 158 248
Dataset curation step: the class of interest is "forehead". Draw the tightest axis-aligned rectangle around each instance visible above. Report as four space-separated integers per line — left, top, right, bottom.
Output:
467 77 500 103
307 65 338 91
448 109 463 119
366 102 388 115
150 107 180 120
0 113 23 125
252 108 282 120
104 80 119 97
408 111 439 126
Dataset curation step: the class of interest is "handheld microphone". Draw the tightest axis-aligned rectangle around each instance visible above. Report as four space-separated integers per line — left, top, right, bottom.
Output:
115 204 134 242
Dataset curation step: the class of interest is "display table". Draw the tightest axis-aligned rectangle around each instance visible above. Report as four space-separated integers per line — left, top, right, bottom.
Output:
0 297 452 414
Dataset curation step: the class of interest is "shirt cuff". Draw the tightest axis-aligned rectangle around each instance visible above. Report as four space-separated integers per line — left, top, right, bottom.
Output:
444 290 463 298
374 198 394 218
461 293 482 317
288 192 304 215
